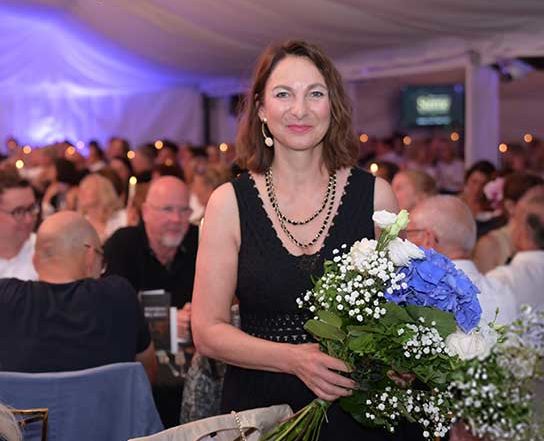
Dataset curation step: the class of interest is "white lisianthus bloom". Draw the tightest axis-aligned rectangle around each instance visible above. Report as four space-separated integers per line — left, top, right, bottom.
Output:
387 238 425 267
372 210 397 228
446 327 498 361
350 238 377 271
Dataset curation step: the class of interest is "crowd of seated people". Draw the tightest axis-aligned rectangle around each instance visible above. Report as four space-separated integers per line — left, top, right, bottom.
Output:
0 132 543 437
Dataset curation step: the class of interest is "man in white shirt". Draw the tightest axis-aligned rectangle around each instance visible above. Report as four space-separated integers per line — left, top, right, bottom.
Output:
407 195 517 325
0 171 39 280
487 192 544 309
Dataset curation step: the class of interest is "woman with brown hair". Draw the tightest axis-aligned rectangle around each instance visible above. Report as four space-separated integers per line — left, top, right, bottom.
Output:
192 40 400 439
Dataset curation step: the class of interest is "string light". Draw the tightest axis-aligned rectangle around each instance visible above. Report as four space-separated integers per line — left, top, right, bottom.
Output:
165 159 173 166
524 133 533 143
15 160 24 169
499 143 508 153
66 146 76 156
450 132 460 142
359 133 369 143
370 163 379 174
127 150 135 159
402 136 412 146
154 140 164 150
76 141 85 150
219 143 229 152
22 146 32 155
129 176 138 186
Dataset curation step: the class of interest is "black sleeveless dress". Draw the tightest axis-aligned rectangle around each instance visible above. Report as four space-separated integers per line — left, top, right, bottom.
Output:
222 168 415 440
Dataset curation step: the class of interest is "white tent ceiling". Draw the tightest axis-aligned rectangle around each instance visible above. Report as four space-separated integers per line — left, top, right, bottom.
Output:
1 0 544 146
4 0 544 93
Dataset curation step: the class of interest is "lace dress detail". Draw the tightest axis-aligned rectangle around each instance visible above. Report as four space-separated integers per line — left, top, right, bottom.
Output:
222 168 416 440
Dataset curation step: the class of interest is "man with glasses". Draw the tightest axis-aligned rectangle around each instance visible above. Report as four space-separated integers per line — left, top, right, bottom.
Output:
408 195 517 326
104 176 198 427
0 211 156 382
104 176 197 338
0 171 39 280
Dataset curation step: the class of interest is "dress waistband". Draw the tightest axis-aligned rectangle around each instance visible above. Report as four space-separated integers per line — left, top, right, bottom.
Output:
241 311 313 344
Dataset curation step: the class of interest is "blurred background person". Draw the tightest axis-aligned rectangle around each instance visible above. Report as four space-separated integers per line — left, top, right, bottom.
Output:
132 144 157 183
434 137 464 193
126 182 150 227
155 139 179 166
77 173 127 243
190 165 233 225
86 140 106 172
391 169 437 211
0 170 39 280
487 191 544 308
41 158 82 216
460 160 496 218
474 172 544 272
106 137 130 161
407 195 517 326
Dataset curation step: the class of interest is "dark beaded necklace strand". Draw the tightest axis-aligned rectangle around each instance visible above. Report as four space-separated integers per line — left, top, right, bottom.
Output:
265 168 337 249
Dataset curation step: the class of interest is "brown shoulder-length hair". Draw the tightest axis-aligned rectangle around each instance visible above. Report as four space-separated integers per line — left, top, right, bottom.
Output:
235 40 359 174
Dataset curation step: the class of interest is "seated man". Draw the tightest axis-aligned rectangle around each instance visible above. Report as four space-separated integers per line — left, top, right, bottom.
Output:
0 211 156 382
104 176 198 337
0 170 39 280
487 192 544 309
408 195 517 325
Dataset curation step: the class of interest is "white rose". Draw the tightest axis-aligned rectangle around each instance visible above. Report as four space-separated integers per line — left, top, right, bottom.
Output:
387 238 425 267
446 327 498 361
350 238 377 271
372 210 397 229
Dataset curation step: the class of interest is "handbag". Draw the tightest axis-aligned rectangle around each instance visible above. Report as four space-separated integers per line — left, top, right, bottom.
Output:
129 404 293 441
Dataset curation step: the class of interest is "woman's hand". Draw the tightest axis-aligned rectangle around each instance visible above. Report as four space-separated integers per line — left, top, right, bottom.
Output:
288 343 356 401
386 370 416 389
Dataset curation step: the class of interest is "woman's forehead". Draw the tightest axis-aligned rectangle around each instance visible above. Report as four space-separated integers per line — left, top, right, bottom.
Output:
266 56 326 89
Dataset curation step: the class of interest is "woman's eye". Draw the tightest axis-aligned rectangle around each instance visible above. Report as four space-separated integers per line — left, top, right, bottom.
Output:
275 91 289 98
310 90 325 98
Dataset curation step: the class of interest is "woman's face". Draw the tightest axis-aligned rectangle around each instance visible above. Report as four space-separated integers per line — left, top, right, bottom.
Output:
258 55 331 153
110 159 130 183
392 173 418 211
464 170 488 199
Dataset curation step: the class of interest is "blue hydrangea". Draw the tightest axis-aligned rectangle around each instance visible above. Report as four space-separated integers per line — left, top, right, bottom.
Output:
385 248 482 333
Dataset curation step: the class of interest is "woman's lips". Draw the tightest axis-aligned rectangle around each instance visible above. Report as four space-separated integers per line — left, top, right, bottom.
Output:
287 124 312 134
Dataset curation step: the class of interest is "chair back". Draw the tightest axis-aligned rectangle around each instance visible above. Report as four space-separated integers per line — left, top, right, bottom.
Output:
12 408 48 441
0 363 163 441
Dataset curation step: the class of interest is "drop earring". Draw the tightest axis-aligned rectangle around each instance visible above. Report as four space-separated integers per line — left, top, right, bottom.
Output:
261 118 274 148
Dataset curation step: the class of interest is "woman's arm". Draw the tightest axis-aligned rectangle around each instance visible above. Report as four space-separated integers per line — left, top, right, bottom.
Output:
191 183 356 401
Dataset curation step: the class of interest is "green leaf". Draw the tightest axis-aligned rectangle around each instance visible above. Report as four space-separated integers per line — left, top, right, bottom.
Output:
348 333 377 354
347 325 379 337
405 305 457 338
380 302 415 326
317 310 342 328
304 320 346 342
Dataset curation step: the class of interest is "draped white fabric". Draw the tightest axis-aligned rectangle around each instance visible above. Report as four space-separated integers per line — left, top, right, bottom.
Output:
0 5 203 145
7 0 544 84
1 0 544 144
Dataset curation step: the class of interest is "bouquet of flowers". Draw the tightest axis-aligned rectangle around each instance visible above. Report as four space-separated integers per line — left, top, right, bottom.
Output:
261 210 544 441
449 305 544 440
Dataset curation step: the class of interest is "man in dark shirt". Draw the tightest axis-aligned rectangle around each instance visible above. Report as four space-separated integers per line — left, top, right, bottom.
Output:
0 212 157 381
104 176 198 338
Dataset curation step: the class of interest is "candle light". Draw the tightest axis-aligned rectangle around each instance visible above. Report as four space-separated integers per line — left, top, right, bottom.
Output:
128 176 137 201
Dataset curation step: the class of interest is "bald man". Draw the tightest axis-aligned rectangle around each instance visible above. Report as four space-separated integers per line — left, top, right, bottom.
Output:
104 176 198 333
487 192 544 309
407 195 517 326
0 212 156 381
